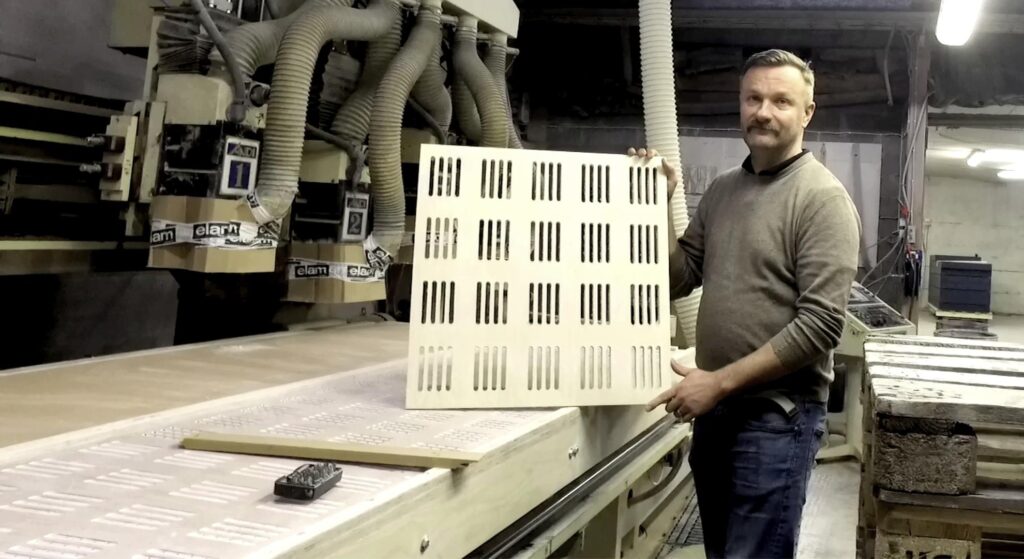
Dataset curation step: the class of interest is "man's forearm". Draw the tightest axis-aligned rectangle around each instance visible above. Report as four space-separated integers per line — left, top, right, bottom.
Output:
716 343 790 397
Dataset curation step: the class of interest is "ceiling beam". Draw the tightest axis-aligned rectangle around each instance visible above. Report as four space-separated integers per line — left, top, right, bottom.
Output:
522 9 1024 34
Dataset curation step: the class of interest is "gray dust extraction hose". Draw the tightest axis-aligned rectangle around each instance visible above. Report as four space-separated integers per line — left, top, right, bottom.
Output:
410 38 452 136
329 15 404 144
367 0 444 256
250 0 400 224
454 16 506 148
317 51 361 129
484 32 522 149
453 77 481 142
190 0 246 123
212 0 349 86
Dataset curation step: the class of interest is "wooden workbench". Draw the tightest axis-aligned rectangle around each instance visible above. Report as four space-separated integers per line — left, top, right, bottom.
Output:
0 320 408 449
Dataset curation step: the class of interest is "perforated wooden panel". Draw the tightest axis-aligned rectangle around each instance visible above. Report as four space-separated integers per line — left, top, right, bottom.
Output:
407 145 673 409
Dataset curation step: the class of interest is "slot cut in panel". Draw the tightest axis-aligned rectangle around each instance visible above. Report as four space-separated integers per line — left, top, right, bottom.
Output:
417 346 454 389
581 164 611 203
420 281 457 324
474 346 508 391
629 224 660 264
481 159 512 199
475 282 510 325
529 283 561 325
530 221 562 262
528 346 560 390
579 346 612 389
580 283 611 325
630 165 659 205
429 156 461 197
631 346 663 389
630 284 661 325
424 217 458 260
478 219 511 261
580 223 611 263
532 162 562 201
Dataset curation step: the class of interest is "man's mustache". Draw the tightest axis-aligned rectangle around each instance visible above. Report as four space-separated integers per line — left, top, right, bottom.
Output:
746 124 778 134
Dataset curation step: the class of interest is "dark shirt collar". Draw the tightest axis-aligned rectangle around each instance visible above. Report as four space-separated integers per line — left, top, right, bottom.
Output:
741 149 810 177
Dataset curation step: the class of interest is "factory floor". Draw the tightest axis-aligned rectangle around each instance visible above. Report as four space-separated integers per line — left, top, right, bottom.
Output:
659 461 861 559
661 309 1024 559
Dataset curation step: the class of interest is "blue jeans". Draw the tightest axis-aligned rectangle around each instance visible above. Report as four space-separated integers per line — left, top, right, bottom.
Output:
688 397 826 559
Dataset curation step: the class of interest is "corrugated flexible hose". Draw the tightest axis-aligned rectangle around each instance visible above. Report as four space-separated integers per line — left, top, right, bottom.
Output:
367 0 444 256
484 33 522 149
454 16 506 148
250 0 400 224
411 35 452 136
212 0 351 85
328 14 404 144
638 0 701 348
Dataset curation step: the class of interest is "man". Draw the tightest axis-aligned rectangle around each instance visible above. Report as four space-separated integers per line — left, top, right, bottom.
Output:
639 49 862 558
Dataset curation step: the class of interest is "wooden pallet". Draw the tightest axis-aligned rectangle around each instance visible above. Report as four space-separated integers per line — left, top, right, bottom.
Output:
858 335 1024 558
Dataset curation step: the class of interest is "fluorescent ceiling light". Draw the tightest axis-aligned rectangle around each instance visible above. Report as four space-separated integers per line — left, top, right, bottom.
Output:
997 169 1024 180
932 147 972 159
966 149 985 167
936 0 984 46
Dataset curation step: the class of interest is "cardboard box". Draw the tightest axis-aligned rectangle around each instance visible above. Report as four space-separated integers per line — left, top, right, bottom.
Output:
285 243 319 303
318 243 386 303
284 242 386 304
148 195 277 274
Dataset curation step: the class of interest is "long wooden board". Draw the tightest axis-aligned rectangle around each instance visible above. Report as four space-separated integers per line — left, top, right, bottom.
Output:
866 354 1024 377
871 378 1024 426
864 343 1024 362
879 486 1024 515
182 431 483 469
869 366 1024 391
867 336 1024 352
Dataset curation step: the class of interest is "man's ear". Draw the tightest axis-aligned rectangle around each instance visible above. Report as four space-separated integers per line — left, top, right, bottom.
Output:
803 100 816 129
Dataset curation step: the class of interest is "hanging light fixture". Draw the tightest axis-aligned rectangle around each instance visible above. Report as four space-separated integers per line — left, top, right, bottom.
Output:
936 0 985 46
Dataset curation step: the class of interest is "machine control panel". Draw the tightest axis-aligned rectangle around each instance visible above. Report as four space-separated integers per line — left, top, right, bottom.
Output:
846 282 913 331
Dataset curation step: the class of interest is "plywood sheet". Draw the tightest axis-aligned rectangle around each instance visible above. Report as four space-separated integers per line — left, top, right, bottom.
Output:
407 145 679 409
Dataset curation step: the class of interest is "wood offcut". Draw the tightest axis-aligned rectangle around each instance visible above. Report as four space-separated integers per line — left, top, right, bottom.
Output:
182 431 483 469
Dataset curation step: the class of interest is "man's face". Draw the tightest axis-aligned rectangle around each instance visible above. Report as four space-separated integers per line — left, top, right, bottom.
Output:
739 65 815 153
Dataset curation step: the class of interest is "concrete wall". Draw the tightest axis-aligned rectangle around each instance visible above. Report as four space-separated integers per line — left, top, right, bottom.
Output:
924 174 1024 315
0 0 146 99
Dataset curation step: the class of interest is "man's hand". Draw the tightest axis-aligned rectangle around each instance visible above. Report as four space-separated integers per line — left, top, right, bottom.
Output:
628 147 680 199
646 361 726 421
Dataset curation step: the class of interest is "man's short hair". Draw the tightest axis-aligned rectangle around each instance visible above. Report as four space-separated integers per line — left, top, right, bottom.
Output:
741 49 815 103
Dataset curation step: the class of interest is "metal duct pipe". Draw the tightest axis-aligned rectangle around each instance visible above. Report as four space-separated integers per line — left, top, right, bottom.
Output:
367 0 444 256
410 36 453 136
454 16 507 148
329 15 404 144
638 0 701 348
249 0 400 224
485 32 522 149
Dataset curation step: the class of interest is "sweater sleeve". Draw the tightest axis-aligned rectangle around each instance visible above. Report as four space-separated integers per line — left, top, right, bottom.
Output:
668 193 707 299
769 193 861 370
